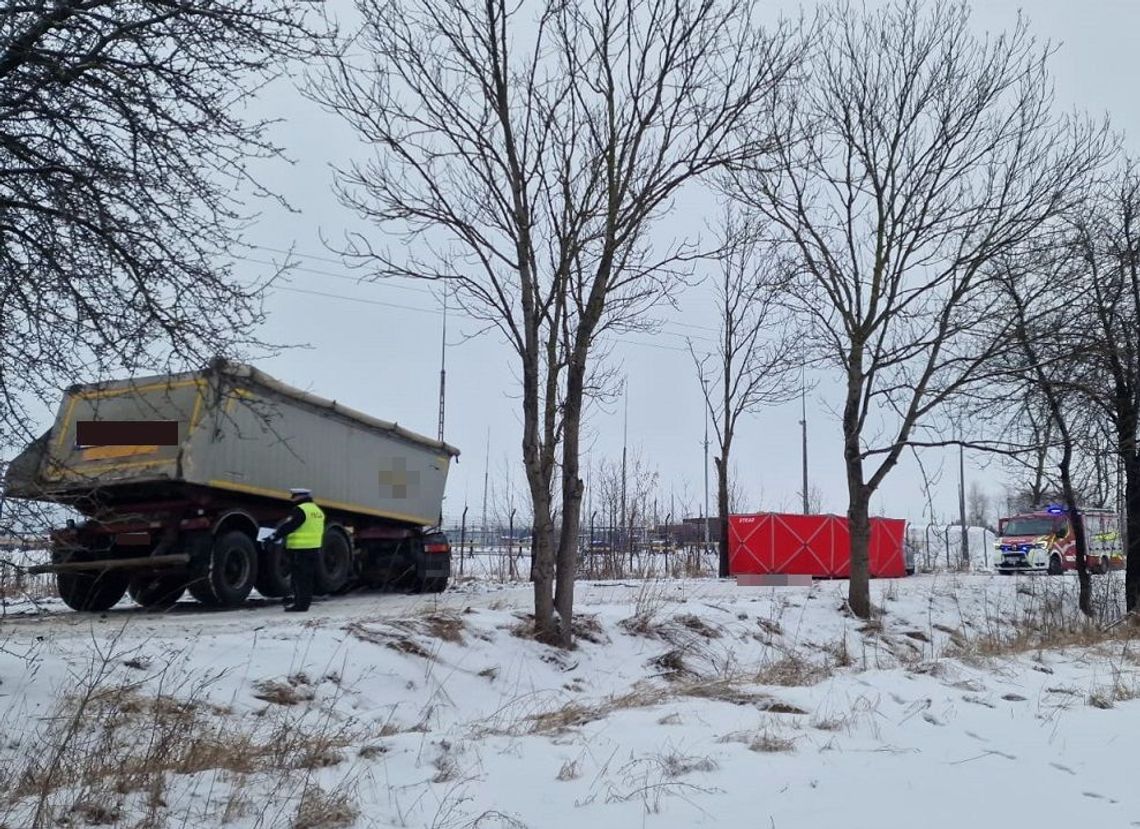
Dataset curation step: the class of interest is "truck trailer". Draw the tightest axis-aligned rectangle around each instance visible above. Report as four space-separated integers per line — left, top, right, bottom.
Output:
4 360 460 611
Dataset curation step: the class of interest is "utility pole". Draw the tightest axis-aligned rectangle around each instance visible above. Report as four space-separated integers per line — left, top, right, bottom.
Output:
800 366 809 514
437 288 447 442
480 427 490 548
702 378 710 553
621 379 628 559
958 440 969 568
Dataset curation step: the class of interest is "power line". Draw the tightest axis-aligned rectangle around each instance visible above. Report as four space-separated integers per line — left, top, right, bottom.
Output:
253 268 716 349
268 284 443 316
240 243 726 337
235 254 437 297
266 283 700 355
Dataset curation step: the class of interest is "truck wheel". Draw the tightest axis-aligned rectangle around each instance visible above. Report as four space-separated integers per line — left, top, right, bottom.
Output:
187 578 218 606
57 570 129 612
255 543 291 598
1048 555 1064 576
316 531 352 595
128 575 186 609
191 531 258 608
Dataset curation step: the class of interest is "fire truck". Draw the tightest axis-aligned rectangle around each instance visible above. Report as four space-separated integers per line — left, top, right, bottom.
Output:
994 506 1123 575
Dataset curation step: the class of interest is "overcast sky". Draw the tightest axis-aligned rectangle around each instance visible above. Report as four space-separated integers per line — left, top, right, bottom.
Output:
222 0 1140 528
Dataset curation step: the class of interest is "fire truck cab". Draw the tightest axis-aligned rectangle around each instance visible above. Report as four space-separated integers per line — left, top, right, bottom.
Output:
994 506 1123 575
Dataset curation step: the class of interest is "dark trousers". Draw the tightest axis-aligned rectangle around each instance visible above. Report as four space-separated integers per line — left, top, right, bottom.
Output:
288 547 318 610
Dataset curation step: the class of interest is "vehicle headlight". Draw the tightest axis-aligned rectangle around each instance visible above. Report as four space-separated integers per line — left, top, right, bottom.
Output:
993 542 1002 550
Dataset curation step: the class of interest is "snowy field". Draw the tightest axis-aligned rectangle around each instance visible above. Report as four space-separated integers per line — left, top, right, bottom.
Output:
2 572 1139 828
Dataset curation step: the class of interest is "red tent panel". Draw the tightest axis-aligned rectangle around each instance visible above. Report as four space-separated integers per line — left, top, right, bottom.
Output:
728 513 906 578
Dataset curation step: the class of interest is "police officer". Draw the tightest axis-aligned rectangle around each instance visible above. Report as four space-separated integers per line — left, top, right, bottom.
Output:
268 487 324 612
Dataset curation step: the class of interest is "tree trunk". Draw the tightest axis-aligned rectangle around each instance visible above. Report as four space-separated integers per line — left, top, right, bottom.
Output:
715 455 730 578
1057 444 1092 617
846 484 872 618
554 351 588 648
1117 395 1140 612
529 489 556 638
520 316 556 638
843 360 871 618
1124 451 1140 612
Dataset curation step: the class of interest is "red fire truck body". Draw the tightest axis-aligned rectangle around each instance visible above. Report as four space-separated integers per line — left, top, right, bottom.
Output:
994 507 1123 575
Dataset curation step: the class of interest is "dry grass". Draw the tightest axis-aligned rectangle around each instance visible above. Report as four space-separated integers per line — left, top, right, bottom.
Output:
812 715 846 732
658 751 718 778
676 677 771 707
422 611 465 643
673 614 721 639
571 613 610 644
343 619 439 659
387 638 433 658
253 674 317 706
1086 663 1140 710
507 670 812 739
618 581 672 637
754 652 833 687
0 646 364 829
718 729 796 753
650 648 693 680
292 783 358 829
556 760 581 781
525 700 609 735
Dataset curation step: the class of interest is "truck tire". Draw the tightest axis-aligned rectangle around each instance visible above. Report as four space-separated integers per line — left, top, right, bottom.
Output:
57 570 129 612
316 530 352 595
1048 555 1064 576
128 575 186 609
190 531 258 608
255 542 291 598
187 578 218 606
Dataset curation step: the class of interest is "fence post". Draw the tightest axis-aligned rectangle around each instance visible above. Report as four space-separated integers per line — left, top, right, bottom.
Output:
508 508 517 581
459 506 467 577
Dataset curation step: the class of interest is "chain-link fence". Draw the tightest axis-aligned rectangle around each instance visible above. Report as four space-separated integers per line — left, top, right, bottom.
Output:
439 521 719 582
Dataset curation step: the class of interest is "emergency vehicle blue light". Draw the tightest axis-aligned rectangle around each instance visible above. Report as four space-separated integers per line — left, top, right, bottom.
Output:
1046 506 1064 514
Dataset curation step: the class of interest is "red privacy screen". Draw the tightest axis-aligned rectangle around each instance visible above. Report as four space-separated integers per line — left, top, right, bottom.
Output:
728 513 906 578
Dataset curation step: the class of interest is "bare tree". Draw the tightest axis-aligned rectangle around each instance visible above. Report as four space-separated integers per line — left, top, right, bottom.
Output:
726 463 754 514
0 1 329 468
1078 161 1140 611
993 252 1095 613
726 0 1108 617
315 0 801 644
966 481 991 531
691 215 800 577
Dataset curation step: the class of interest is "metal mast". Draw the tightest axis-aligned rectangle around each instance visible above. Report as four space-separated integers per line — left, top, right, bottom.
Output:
800 365 809 514
621 380 628 556
703 379 710 551
480 427 490 543
959 440 969 567
437 289 447 442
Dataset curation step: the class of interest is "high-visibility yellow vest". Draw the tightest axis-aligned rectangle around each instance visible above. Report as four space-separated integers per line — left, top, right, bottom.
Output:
286 501 325 549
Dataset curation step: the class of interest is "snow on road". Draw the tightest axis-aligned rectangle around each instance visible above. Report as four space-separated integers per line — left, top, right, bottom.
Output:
2 573 1138 828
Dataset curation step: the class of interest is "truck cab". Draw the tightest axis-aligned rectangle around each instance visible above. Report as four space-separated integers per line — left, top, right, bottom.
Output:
994 506 1122 575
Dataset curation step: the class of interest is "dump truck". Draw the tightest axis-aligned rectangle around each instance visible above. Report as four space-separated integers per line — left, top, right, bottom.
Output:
4 359 460 611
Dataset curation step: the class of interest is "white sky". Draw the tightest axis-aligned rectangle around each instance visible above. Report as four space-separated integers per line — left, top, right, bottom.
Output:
225 0 1140 527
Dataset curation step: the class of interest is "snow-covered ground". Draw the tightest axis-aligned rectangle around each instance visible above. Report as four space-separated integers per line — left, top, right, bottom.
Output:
2 572 1138 828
